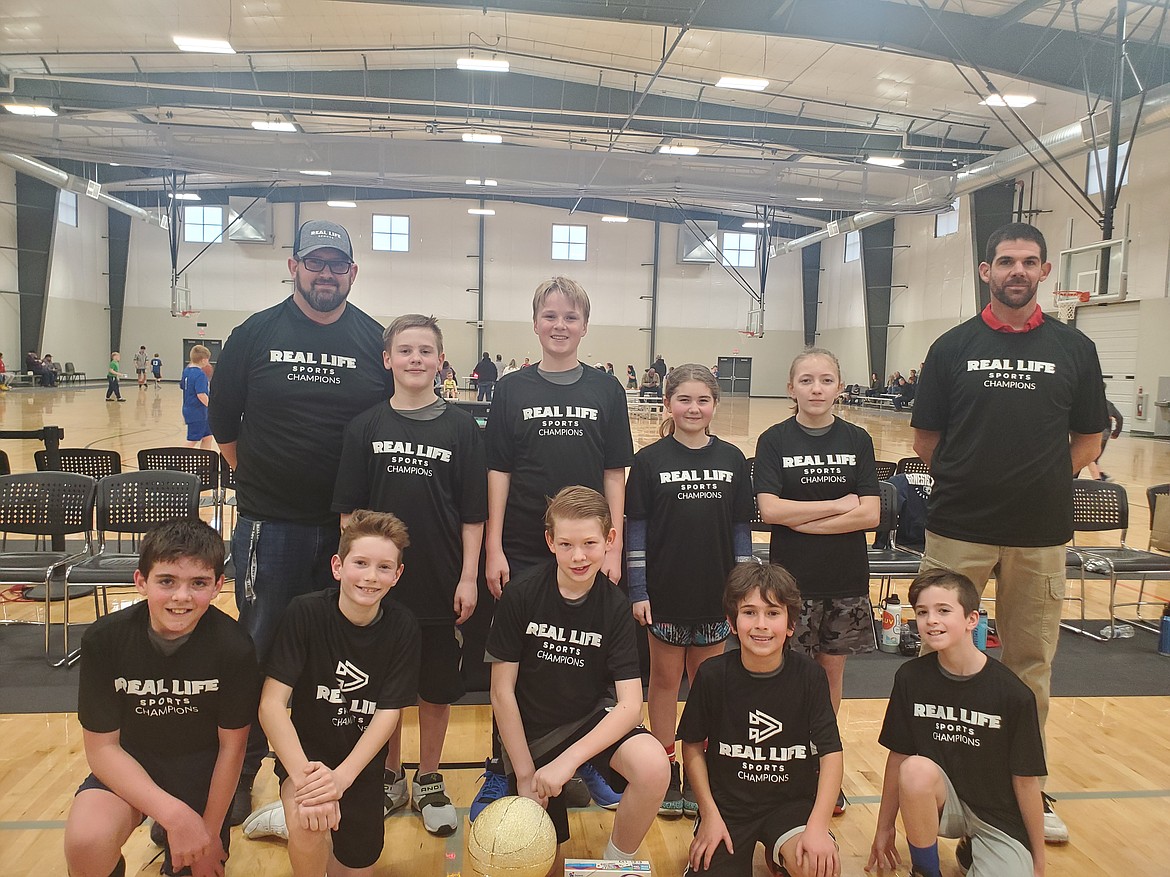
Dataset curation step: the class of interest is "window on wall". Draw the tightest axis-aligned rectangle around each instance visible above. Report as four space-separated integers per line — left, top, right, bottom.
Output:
372 214 410 252
1085 140 1130 196
552 224 587 261
843 230 861 263
183 206 224 243
58 190 78 227
935 198 961 238
721 232 756 267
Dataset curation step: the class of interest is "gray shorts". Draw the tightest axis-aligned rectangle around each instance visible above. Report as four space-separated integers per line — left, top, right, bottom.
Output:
936 763 1035 877
793 595 877 656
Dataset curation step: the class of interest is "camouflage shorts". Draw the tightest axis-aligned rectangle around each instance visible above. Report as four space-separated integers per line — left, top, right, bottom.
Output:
793 595 877 656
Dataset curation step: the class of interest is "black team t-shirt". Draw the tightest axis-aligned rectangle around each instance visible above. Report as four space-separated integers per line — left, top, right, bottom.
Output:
677 650 842 826
625 436 754 623
911 314 1107 546
208 297 392 525
485 560 641 740
485 365 634 570
752 417 879 598
265 590 421 775
332 401 488 624
78 603 260 798
879 653 1047 850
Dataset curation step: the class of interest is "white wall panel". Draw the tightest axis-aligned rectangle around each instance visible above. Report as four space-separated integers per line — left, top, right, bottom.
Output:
0 168 18 361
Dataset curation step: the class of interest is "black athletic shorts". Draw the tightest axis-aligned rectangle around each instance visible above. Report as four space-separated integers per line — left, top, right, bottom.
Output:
274 761 384 869
682 798 825 877
418 624 466 705
506 709 651 845
75 773 231 877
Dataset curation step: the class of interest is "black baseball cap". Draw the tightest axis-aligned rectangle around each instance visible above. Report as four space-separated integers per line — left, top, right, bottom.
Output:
294 220 353 260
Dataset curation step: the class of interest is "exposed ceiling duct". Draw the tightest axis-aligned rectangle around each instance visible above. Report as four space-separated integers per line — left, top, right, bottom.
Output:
775 81 1170 255
0 152 161 225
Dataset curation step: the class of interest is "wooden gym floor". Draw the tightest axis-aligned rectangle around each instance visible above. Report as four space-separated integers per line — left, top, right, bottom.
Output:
2 381 1169 876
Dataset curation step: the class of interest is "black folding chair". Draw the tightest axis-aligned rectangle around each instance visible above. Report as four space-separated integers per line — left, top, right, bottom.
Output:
868 480 924 603
874 460 897 482
66 471 202 614
35 447 123 480
0 449 10 476
1147 483 1170 552
137 448 222 532
894 456 930 475
1063 479 1170 640
0 472 96 666
746 457 771 562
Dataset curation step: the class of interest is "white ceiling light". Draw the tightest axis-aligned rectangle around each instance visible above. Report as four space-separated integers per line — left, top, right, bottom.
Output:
168 192 201 201
4 103 57 117
797 196 824 202
463 132 503 144
252 120 297 133
659 144 700 155
457 58 510 73
299 170 332 177
980 94 1037 108
865 155 906 167
327 200 357 208
468 208 496 215
716 76 769 91
601 216 629 223
465 179 498 186
173 36 236 54
743 221 766 229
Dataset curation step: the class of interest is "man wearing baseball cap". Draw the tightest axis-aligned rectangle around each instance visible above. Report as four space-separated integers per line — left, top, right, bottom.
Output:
209 219 393 824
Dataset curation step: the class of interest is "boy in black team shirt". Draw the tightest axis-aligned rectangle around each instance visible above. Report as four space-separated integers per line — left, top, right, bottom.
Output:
867 569 1046 877
65 519 259 877
259 510 421 877
679 561 842 877
332 313 487 836
475 276 634 814
487 487 669 869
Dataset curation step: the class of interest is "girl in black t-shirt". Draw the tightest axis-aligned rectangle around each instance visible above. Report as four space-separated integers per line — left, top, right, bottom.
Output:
626 364 754 818
753 348 880 814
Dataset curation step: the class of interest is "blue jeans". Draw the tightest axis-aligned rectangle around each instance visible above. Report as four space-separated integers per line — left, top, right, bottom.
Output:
233 514 340 774
477 380 495 401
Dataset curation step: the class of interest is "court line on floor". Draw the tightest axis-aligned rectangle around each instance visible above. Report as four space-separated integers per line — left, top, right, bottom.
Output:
5 788 1170 830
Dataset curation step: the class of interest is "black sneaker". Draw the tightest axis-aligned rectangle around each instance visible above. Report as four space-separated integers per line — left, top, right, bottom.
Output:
955 835 972 874
561 775 591 808
659 761 684 818
227 774 254 827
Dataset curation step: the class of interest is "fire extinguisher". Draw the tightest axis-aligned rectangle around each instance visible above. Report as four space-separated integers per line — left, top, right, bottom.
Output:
1137 386 1144 419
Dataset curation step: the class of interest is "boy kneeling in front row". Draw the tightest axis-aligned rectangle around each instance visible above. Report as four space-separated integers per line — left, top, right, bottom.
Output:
867 568 1046 877
680 561 843 877
259 510 421 877
488 486 669 873
65 519 260 877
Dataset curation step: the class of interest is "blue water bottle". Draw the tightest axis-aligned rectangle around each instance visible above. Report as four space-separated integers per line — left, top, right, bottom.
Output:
1159 603 1170 657
973 607 989 652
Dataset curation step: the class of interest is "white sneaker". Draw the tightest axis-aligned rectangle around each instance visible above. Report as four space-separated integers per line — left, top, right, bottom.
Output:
413 772 458 837
242 800 287 841
384 768 409 817
1042 793 1069 844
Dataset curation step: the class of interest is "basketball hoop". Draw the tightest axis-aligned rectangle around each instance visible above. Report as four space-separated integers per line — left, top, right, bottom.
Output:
1052 290 1090 323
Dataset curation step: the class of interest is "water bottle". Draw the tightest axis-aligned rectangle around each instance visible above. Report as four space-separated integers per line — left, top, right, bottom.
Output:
1099 622 1135 639
1159 604 1170 657
880 594 902 653
973 607 989 651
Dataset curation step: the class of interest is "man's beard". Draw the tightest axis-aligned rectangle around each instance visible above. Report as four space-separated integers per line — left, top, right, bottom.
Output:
295 273 348 313
990 277 1037 310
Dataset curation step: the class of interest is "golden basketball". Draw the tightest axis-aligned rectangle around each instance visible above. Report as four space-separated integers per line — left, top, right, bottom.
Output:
465 795 557 877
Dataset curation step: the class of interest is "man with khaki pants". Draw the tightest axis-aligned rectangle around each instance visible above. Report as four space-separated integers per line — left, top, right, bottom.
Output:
910 222 1107 846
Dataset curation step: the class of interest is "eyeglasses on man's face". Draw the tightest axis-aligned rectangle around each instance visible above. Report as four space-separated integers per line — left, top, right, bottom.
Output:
299 256 353 274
